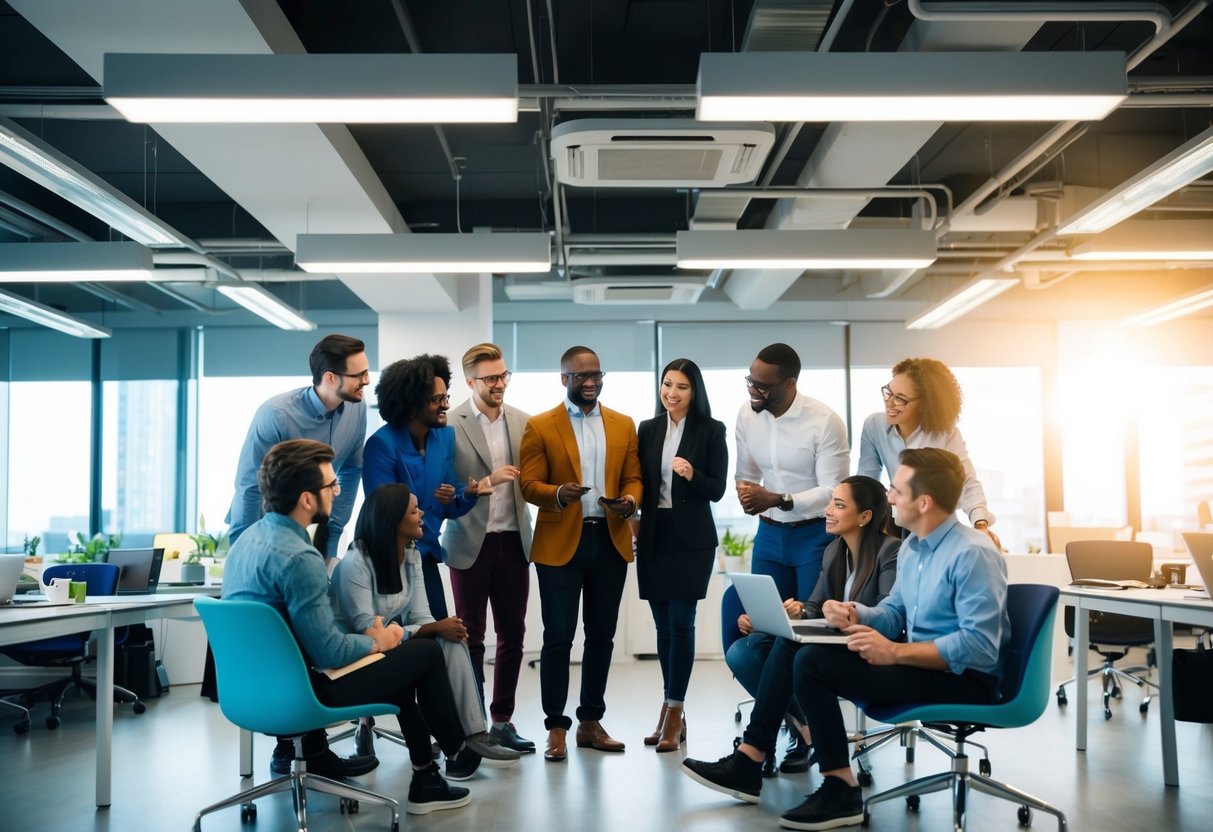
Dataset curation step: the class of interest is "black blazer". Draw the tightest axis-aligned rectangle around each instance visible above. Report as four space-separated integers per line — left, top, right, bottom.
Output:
635 414 728 557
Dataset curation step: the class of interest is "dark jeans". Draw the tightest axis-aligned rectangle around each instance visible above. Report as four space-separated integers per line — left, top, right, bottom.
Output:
419 555 449 620
751 520 830 602
312 637 465 767
535 522 627 731
744 639 995 773
449 531 530 722
648 598 698 702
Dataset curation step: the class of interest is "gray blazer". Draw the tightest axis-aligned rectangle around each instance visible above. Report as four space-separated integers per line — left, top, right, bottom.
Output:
441 398 534 569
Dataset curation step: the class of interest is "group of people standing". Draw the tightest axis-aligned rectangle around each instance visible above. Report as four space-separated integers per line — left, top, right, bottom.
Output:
217 332 1006 828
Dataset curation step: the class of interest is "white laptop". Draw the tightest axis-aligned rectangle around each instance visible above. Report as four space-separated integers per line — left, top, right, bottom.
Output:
1181 532 1213 593
0 554 26 604
729 572 850 644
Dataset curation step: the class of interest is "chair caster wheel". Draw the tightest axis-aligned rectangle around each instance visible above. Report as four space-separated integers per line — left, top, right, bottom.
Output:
862 808 872 827
1055 690 1067 707
1018 805 1032 827
905 746 914 764
133 702 147 714
979 758 992 777
239 802 256 822
46 715 61 730
1103 708 1112 721
906 795 920 812
340 797 359 814
1110 687 1122 699
734 710 742 723
14 719 30 735
1139 702 1149 715
857 770 873 788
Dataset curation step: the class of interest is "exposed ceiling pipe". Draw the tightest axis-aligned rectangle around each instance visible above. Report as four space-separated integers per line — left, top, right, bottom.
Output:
76 281 158 311
143 281 216 312
0 188 93 241
908 0 1171 33
388 0 462 183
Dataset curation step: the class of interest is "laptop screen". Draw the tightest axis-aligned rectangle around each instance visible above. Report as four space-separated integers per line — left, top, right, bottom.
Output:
106 548 164 594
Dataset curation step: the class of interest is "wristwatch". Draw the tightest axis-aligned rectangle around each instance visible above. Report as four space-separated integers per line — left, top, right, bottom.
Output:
779 493 793 511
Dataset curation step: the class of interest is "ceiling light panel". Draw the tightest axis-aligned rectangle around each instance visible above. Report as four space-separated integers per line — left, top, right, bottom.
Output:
0 287 111 338
105 53 518 123
905 277 1018 330
675 230 937 270
296 233 552 274
0 242 154 281
1120 285 1213 327
1070 220 1213 260
696 51 1126 122
217 283 316 331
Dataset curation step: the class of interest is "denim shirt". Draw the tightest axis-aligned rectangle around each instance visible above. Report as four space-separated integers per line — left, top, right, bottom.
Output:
222 512 373 669
858 515 1009 678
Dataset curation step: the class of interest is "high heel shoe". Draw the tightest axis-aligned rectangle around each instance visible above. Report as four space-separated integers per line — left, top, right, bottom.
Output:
656 705 685 752
644 703 669 746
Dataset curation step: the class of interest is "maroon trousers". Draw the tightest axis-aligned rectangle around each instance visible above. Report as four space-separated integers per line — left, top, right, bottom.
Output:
448 531 530 723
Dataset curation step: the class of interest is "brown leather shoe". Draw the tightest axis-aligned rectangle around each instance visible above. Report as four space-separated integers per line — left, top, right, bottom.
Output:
656 705 685 752
643 703 668 746
544 728 567 762
576 720 626 752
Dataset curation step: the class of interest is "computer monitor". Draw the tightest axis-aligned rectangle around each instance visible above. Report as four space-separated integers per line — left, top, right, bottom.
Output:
105 548 165 595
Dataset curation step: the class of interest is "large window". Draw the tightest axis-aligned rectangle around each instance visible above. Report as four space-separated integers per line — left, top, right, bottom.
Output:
101 380 179 548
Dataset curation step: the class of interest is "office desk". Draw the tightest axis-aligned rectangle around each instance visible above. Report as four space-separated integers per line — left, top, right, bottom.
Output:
1060 586 1213 787
0 593 206 807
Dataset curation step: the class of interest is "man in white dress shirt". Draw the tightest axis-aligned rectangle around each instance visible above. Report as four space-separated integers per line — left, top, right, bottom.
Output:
442 343 536 753
735 343 851 603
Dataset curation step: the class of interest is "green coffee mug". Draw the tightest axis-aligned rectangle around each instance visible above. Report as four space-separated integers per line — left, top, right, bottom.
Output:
69 581 87 603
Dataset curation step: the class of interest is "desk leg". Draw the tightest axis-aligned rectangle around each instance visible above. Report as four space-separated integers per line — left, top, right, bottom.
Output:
1074 602 1089 752
95 618 114 807
240 729 253 778
1155 617 1179 787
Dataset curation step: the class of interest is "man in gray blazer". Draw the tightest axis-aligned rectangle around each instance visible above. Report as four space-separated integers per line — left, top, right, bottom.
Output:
442 343 536 753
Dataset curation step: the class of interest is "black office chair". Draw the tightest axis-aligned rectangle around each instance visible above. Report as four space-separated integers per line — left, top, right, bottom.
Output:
1056 540 1159 719
0 563 145 730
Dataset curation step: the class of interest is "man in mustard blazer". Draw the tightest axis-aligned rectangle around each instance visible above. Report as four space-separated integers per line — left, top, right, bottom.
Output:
520 346 642 762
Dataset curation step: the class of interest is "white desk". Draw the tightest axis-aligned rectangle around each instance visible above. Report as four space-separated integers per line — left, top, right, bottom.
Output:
1059 586 1213 787
0 593 205 807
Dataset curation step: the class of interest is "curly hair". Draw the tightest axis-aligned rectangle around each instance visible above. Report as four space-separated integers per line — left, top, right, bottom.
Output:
891 357 963 434
375 354 451 427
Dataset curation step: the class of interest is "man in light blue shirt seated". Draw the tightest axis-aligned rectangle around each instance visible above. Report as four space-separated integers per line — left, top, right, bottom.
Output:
682 448 1008 831
223 439 482 815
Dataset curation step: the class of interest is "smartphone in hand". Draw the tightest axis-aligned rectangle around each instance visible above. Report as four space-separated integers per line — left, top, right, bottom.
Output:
597 496 628 509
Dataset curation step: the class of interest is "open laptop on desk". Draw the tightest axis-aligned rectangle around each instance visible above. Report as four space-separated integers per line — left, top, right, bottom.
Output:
105 547 164 595
1182 532 1213 593
729 573 850 644
0 555 74 607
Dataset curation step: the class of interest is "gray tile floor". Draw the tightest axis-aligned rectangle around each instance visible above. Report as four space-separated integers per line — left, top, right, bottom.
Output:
2 657 1211 831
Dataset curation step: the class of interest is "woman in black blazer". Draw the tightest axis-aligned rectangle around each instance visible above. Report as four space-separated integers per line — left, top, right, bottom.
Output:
635 358 728 752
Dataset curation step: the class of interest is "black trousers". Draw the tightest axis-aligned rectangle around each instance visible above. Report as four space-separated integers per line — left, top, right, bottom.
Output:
744 637 996 773
535 522 627 731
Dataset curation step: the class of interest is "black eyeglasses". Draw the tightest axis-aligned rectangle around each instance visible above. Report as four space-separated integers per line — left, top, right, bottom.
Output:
881 385 918 409
429 394 452 406
334 369 370 382
472 371 513 386
566 371 605 383
744 375 778 396
316 479 341 495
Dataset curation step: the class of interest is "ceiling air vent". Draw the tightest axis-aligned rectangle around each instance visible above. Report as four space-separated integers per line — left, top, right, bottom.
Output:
551 119 775 188
572 279 706 305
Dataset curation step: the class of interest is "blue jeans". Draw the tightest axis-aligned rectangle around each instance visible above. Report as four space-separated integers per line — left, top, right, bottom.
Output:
725 632 776 698
649 599 698 702
750 520 830 602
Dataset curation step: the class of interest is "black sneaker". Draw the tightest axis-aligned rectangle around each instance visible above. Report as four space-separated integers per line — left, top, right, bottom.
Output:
490 721 536 753
407 762 472 815
445 746 483 781
780 732 814 774
779 776 864 830
680 751 763 803
270 742 378 778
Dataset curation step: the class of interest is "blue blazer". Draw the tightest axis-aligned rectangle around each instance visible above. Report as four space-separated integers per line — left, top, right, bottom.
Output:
362 423 476 563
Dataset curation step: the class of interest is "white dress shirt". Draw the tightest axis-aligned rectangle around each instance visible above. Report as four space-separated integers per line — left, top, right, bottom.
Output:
566 398 607 518
734 392 850 521
657 414 687 509
475 405 520 533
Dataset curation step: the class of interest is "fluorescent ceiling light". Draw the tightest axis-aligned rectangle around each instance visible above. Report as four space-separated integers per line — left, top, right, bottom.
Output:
1070 220 1213 260
217 283 316 331
0 242 155 281
675 230 937 270
105 53 518 124
1120 285 1213 327
296 233 552 274
0 288 111 338
1058 126 1213 235
0 117 191 247
696 52 1126 122
905 277 1018 330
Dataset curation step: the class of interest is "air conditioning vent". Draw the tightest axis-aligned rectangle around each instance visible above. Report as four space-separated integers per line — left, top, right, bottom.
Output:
551 119 775 188
572 279 706 305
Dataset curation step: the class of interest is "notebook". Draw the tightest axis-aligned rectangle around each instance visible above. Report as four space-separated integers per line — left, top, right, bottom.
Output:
106 548 165 595
729 573 850 644
1182 532 1213 592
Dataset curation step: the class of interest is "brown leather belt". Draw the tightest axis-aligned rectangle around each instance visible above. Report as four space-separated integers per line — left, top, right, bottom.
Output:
759 514 824 529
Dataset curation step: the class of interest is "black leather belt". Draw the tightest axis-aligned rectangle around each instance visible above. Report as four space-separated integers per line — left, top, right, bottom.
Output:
759 514 824 529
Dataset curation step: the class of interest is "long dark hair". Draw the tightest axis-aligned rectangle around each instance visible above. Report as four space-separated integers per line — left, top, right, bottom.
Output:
827 475 894 601
352 483 413 595
654 357 713 422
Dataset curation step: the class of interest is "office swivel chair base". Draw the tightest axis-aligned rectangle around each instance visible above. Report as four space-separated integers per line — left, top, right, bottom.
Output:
0 695 32 734
193 751 400 832
6 663 144 729
862 732 1066 832
853 722 985 788
1055 661 1158 720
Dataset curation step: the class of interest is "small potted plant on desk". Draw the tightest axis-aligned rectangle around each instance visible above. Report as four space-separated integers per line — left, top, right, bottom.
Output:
718 529 752 573
185 516 228 584
60 532 122 564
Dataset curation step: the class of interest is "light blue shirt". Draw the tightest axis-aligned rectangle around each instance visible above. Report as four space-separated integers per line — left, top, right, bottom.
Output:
330 541 433 639
856 412 993 526
858 515 1009 678
227 386 366 557
222 512 373 670
566 397 607 518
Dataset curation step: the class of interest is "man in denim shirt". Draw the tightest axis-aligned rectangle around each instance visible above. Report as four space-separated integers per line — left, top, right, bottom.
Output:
683 449 1008 831
223 439 477 815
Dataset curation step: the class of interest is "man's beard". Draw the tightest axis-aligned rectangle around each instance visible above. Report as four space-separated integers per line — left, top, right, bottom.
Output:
312 510 330 556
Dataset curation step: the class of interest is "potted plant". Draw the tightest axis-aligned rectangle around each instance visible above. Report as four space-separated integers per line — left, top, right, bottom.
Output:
718 529 752 573
60 532 122 564
185 515 228 584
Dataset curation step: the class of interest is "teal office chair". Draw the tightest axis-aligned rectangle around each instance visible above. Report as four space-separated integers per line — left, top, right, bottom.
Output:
0 562 144 731
193 597 401 832
859 584 1068 831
